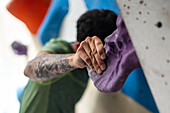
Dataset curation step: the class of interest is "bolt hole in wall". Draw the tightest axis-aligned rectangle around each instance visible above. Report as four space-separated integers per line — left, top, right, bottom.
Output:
155 21 162 28
162 37 165 40
140 1 144 4
139 0 147 6
161 74 164 78
145 46 149 50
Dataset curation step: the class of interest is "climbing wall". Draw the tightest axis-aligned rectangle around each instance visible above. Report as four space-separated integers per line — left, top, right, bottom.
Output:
116 0 170 113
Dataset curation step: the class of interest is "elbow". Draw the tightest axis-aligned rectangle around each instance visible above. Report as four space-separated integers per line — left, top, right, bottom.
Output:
24 62 40 81
24 67 29 77
24 62 32 78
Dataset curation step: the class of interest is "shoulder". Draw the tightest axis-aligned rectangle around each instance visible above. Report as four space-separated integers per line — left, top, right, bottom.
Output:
40 38 74 54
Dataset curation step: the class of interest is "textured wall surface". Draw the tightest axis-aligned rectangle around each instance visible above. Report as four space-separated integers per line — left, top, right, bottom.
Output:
117 0 170 112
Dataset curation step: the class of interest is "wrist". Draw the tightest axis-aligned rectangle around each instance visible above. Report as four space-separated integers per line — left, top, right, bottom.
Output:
68 54 77 68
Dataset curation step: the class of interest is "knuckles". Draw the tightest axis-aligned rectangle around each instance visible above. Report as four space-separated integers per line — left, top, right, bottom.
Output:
84 57 90 64
85 37 91 42
77 47 82 53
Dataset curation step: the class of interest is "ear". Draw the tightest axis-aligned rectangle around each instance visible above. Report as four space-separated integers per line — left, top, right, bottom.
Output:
75 42 80 48
72 42 80 52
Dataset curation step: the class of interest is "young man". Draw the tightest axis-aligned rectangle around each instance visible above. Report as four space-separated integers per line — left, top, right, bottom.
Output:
20 9 117 113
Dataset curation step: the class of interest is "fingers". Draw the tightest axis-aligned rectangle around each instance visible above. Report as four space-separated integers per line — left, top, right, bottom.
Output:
76 36 106 74
77 42 94 70
93 36 106 60
92 51 103 74
80 40 92 59
86 36 106 74
93 49 106 71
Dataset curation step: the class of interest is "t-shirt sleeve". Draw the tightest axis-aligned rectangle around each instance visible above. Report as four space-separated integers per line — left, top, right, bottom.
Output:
39 38 74 54
87 14 141 93
36 38 74 85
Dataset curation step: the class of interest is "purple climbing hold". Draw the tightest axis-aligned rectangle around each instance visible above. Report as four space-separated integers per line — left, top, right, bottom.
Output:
87 14 141 93
11 41 27 55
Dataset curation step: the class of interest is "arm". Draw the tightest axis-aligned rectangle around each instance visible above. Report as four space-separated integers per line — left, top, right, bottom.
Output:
24 52 76 81
24 36 106 81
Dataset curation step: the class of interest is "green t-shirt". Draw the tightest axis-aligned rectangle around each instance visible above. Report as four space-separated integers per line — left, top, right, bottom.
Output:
19 39 89 113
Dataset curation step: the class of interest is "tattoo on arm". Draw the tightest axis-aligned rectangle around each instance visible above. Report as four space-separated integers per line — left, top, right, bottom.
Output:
25 54 75 81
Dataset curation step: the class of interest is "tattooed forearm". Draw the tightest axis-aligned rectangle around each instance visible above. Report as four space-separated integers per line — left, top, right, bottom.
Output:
24 54 76 81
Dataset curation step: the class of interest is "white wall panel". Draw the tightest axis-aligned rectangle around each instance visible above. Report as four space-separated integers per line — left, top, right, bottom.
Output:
116 0 170 112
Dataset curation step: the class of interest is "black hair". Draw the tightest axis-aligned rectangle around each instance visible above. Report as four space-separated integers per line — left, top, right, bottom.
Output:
76 9 117 43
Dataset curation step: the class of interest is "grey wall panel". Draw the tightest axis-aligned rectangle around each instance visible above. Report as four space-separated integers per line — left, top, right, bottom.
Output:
116 0 170 113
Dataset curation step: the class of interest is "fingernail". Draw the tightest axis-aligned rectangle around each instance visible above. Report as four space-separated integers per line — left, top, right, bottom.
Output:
101 64 106 70
97 68 102 74
101 54 106 59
